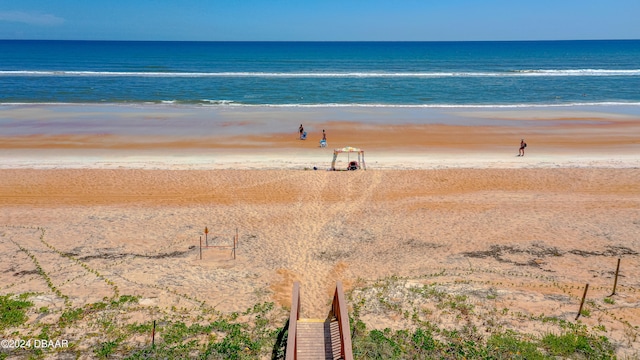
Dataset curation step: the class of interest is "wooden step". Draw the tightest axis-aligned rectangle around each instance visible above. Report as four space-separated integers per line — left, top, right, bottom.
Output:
296 318 342 360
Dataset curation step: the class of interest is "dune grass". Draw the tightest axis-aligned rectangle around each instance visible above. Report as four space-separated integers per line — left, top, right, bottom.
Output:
1 274 629 360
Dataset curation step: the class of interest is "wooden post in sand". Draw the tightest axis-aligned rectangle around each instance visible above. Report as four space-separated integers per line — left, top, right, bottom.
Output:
204 227 209 246
199 236 202 260
610 258 621 296
233 228 238 260
575 283 589 320
152 320 156 348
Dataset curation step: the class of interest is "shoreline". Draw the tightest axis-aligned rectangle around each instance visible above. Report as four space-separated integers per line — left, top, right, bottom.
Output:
1 103 640 170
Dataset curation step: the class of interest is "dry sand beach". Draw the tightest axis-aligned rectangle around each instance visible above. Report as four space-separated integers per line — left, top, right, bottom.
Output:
1 104 640 357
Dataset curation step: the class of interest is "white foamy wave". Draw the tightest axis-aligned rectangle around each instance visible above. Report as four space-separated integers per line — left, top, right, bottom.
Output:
1 69 639 78
254 102 640 109
513 69 640 76
200 99 236 105
3 101 640 109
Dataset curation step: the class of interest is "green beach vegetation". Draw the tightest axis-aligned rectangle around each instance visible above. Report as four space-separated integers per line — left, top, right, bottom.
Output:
1 274 632 359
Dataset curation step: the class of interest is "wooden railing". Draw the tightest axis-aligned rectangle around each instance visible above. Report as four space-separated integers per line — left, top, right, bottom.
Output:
331 281 354 360
285 281 353 360
285 282 301 360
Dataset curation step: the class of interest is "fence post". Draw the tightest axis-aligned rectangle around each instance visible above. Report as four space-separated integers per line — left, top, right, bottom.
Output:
610 258 621 296
575 283 589 320
152 320 156 348
199 236 202 260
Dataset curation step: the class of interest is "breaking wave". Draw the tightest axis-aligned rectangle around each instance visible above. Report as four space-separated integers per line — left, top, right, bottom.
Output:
1 69 639 78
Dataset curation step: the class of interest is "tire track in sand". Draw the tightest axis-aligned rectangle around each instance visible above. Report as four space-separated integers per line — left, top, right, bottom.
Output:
273 170 384 317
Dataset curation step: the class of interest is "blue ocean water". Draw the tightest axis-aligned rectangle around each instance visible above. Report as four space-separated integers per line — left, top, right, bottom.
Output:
0 40 639 106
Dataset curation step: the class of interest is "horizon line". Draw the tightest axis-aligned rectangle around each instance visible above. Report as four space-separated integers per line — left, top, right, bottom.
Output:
1 38 639 43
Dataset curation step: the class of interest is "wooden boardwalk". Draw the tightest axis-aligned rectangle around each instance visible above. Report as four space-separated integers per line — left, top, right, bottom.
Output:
295 318 342 360
286 282 353 360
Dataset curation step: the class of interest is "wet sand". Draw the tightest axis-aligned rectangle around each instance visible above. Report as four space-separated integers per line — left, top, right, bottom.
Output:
1 104 639 170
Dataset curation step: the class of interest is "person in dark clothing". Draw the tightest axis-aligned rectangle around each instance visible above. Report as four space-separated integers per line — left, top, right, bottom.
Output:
518 139 527 156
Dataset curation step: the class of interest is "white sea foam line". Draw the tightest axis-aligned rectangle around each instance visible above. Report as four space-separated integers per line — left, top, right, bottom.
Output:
248 102 640 109
1 69 639 78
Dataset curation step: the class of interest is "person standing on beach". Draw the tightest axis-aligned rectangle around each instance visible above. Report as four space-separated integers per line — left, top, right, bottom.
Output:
518 139 527 156
322 129 326 141
299 124 304 139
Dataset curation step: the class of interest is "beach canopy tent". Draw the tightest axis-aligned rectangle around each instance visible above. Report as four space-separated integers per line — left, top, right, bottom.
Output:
331 146 366 171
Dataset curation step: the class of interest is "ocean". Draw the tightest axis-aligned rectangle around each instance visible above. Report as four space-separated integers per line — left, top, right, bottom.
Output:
1 40 639 107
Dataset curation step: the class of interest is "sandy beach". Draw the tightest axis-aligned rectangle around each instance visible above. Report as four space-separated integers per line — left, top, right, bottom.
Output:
1 104 640 357
1 104 640 170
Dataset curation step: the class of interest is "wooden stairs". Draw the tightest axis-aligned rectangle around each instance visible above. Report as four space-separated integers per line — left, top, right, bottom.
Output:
285 282 353 360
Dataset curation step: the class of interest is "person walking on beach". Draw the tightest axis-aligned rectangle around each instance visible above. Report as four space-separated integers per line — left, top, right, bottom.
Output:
518 139 527 156
299 124 304 139
319 129 327 147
